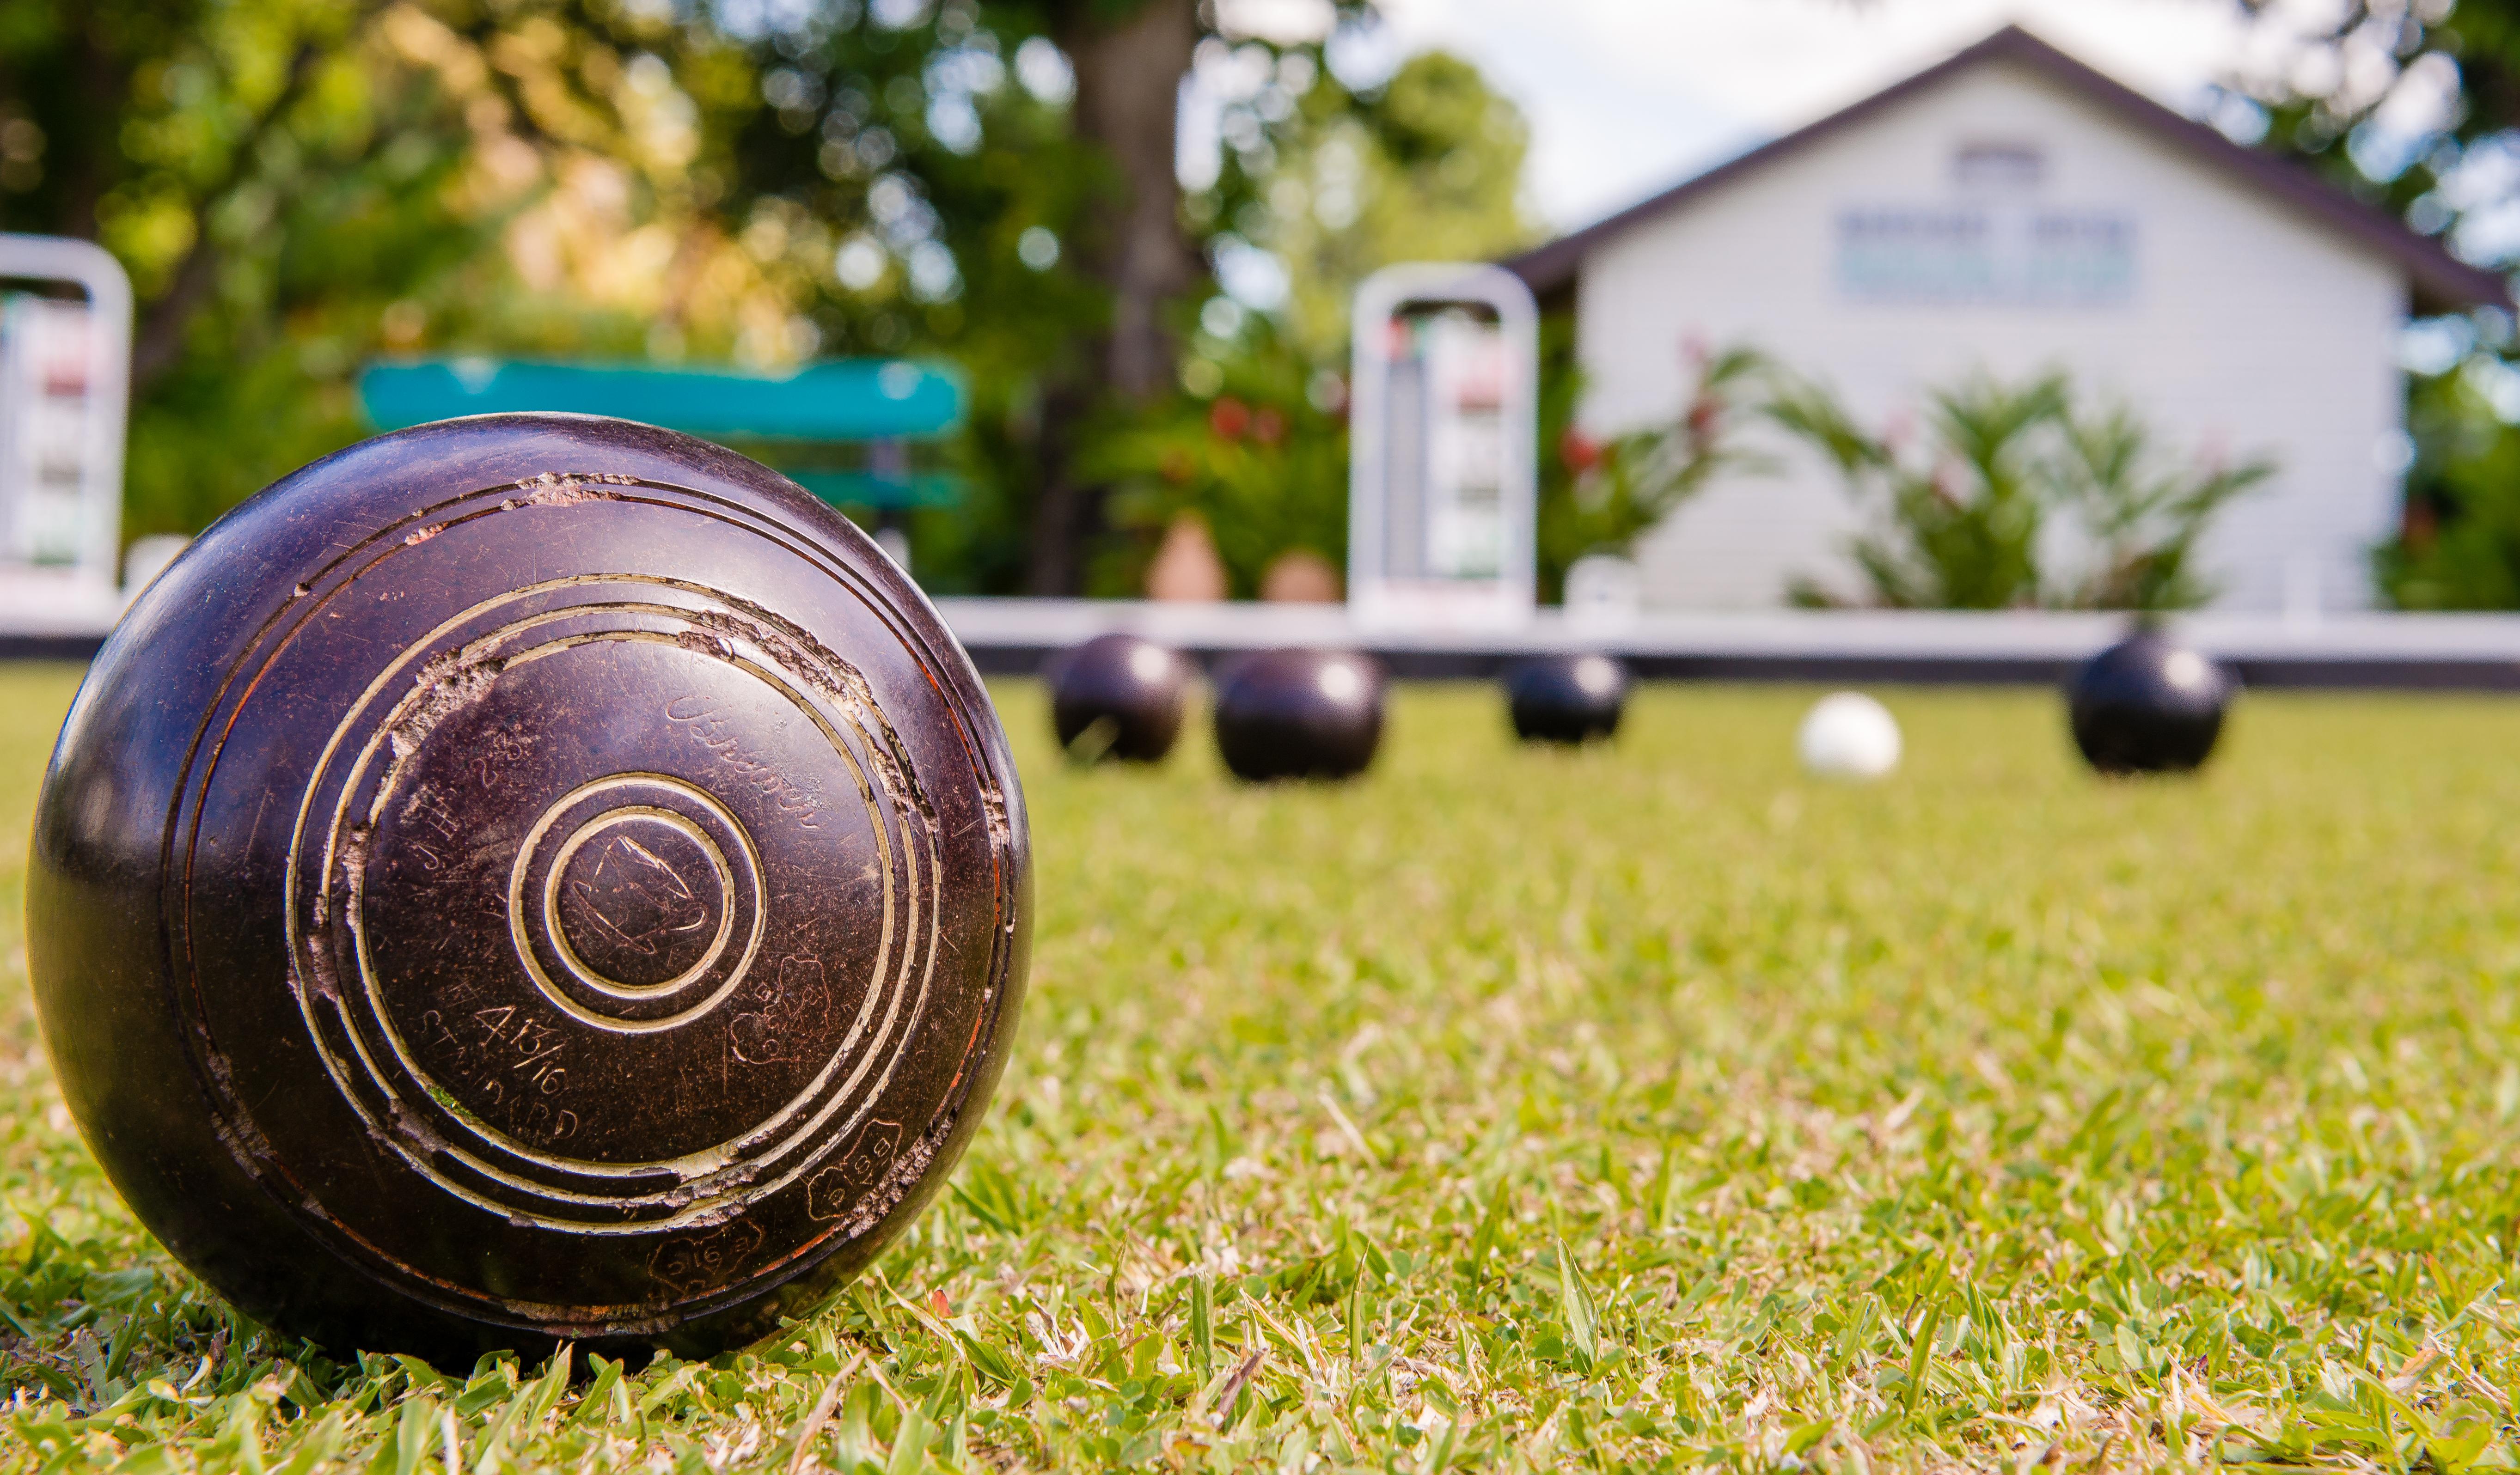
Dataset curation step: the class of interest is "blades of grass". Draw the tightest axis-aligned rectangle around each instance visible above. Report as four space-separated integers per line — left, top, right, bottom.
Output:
948 1159 1024 1236
564 1358 622 1429
1345 1262 1366 1376
520 1345 569 1426
1420 1415 1458 1474
786 1353 864 1475
271 1410 346 1475
221 1387 270 1475
953 1326 1021 1390
883 1402 930 1475
1465 1179 1510 1290
1320 1087 1375 1164
378 1396 434 1475
1211 1350 1265 1431
1064 716 1120 765
1833 1297 1880 1375
1246 1300 1324 1386
1190 1274 1215 1385
1273 1424 1312 1475
1556 1237 1599 1374
1904 1301 1943 1416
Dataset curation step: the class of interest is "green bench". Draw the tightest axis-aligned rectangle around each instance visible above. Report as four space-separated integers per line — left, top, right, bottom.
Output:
357 358 964 510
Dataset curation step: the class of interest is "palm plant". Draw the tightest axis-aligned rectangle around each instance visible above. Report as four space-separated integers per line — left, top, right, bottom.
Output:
1767 369 2269 610
1768 372 2067 608
2053 408 2273 610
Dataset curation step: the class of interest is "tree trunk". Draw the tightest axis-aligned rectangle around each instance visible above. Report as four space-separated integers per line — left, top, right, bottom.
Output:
129 233 223 388
1028 0 1200 595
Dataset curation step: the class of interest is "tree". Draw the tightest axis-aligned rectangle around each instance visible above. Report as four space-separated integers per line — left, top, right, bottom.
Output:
2226 1 2520 605
574 0 1377 594
1077 46 1536 599
2375 366 2520 607
2224 0 2520 233
0 0 1405 594
961 0 1373 592
1256 48 1535 360
0 0 793 538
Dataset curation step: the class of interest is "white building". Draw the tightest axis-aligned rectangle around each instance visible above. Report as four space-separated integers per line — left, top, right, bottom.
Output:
1505 26 2507 612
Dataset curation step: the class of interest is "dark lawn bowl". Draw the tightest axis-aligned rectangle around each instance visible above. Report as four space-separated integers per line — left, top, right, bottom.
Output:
1505 653 1629 744
26 415 1031 1367
1213 649 1385 782
2066 630 2233 774
1049 633 1191 763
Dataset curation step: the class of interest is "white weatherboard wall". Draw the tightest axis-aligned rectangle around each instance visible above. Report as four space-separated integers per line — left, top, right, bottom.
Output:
1574 59 2406 612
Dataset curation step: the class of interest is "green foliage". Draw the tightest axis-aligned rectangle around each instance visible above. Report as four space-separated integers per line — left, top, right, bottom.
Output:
2233 2 2520 608
0 0 772 541
12 672 2520 1466
1770 371 2063 609
1768 368 2271 610
1530 311 1586 602
0 0 1486 596
1080 317 1346 597
1256 49 1538 361
1078 43 1533 599
2375 367 2520 609
2228 0 2520 231
2052 404 2275 611
718 4 1112 596
1539 342 1766 589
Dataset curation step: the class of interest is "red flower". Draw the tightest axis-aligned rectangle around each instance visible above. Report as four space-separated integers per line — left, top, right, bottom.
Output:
1559 428 1603 473
1209 396 1251 440
1686 395 1721 440
1252 408 1287 446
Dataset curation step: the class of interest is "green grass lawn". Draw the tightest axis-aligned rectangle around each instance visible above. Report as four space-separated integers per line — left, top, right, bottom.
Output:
5 670 2520 1471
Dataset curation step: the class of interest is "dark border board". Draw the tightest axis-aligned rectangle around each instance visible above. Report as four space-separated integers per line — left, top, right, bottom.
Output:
0 633 105 662
956 637 2520 690
18 605 2520 689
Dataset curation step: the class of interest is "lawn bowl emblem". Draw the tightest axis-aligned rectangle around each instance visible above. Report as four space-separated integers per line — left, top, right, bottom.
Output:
26 415 1030 1366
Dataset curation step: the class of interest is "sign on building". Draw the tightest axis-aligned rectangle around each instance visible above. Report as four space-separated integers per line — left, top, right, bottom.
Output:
1836 205 2136 306
0 235 131 594
1347 263 1538 629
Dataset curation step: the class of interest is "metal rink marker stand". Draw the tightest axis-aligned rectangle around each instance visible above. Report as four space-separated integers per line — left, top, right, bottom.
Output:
0 235 132 601
1347 263 1539 632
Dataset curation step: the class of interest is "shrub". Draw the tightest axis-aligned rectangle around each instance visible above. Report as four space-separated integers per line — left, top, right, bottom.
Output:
1766 369 2271 610
2376 366 2520 610
1082 320 1348 599
1539 341 1768 597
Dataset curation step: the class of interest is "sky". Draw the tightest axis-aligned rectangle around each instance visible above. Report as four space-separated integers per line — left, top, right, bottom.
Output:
1329 0 2261 230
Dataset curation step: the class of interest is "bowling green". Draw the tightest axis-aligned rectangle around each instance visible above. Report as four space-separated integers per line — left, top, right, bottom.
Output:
5 668 2520 1472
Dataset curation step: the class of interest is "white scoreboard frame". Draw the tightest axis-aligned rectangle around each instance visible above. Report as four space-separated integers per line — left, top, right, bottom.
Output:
0 233 132 592
1346 262 1539 631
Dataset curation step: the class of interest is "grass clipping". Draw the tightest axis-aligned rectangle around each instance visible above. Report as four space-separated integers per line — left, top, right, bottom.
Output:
3 671 2520 1471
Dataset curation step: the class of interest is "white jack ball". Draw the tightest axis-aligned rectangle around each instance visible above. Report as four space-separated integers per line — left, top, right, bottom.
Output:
1798 692 1902 779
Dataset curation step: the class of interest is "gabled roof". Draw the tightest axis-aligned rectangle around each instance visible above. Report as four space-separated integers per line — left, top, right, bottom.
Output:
1503 25 2509 315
